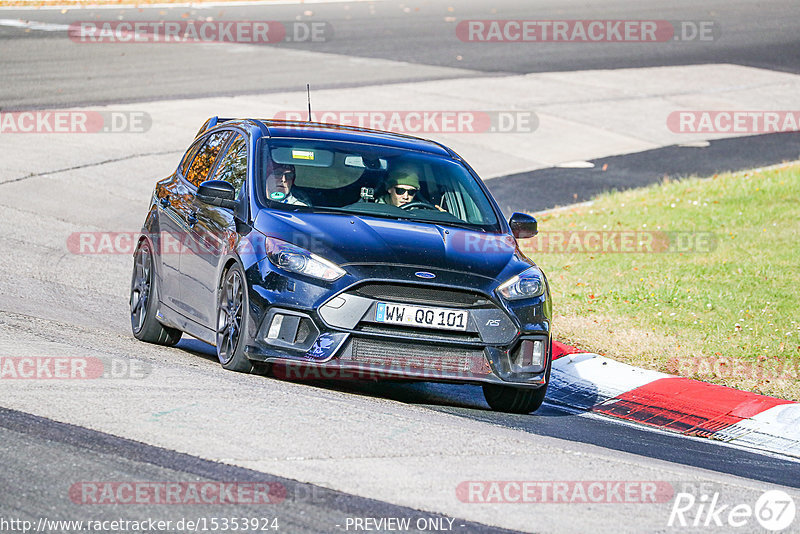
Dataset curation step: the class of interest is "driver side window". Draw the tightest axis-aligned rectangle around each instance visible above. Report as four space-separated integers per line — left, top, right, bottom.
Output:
213 133 247 200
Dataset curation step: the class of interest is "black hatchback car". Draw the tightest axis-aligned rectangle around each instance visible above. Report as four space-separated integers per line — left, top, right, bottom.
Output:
130 117 552 413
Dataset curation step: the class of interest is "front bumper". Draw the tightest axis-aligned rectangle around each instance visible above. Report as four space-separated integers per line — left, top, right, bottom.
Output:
246 334 549 388
243 274 551 389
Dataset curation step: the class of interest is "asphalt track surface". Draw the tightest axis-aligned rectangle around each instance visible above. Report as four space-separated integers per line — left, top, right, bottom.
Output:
2 1 800 532
2 0 800 108
1 398 799 533
0 407 511 534
488 131 800 214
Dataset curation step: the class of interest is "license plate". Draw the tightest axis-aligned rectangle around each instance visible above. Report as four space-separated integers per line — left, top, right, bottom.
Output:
374 302 468 331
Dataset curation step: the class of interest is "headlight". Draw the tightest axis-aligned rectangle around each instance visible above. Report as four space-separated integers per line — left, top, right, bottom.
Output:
266 237 345 281
497 266 545 300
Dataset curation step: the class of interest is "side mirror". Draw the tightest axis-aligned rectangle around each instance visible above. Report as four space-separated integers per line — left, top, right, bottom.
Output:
197 180 237 209
509 212 538 239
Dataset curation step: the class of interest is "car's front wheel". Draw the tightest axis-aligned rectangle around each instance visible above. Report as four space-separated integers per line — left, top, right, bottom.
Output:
130 241 182 346
216 264 255 373
482 383 548 414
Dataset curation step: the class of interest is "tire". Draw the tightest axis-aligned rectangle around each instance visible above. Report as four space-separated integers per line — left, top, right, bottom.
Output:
482 383 548 414
130 241 182 346
216 263 255 373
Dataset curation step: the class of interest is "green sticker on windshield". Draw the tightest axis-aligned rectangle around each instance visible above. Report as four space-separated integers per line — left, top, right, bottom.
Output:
270 192 286 201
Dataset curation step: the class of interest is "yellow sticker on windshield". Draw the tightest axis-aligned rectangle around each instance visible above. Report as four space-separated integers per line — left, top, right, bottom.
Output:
292 149 315 160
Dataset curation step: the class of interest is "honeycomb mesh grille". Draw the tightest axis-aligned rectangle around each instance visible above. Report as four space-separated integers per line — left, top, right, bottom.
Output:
347 338 489 374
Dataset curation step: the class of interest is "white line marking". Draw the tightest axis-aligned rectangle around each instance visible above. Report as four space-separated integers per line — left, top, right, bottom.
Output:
555 160 595 168
0 18 69 30
0 0 380 11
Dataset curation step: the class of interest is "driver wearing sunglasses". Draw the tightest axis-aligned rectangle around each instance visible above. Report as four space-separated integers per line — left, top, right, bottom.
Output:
378 167 421 207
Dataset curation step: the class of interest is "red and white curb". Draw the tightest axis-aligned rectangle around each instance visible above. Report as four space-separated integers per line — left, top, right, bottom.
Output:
549 342 800 459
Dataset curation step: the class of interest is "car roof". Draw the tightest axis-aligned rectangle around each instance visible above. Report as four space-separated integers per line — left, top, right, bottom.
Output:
200 117 454 157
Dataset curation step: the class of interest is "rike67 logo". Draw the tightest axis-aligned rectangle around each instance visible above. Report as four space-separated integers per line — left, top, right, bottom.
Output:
669 488 796 531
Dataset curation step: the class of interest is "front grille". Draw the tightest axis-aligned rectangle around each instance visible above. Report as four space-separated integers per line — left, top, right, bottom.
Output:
355 323 482 343
344 337 491 374
351 283 488 307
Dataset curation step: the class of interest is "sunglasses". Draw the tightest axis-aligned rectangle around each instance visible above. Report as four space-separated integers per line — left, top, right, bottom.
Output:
393 186 418 196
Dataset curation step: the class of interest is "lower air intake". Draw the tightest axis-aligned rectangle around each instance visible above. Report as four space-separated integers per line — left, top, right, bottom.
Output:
347 338 490 374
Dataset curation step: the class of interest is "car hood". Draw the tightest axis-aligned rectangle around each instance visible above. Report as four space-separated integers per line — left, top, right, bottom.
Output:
253 210 521 281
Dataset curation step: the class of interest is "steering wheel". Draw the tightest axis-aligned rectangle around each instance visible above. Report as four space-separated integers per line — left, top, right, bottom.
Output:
399 200 437 210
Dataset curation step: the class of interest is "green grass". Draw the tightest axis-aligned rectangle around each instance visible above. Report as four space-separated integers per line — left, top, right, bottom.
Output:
524 163 800 400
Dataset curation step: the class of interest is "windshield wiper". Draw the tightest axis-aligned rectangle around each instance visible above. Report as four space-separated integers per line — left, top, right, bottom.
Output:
429 220 489 232
306 207 350 214
306 207 493 232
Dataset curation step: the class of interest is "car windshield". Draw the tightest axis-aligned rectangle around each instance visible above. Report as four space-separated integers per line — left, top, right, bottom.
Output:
259 138 500 230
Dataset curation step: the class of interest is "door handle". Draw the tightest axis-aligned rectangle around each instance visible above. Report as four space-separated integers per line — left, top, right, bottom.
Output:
187 212 198 227
160 196 170 208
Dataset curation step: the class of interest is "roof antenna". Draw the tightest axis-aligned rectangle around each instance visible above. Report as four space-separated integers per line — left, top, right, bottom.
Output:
306 84 312 122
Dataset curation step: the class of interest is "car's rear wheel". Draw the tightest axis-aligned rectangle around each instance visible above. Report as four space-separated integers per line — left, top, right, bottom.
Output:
130 241 182 346
482 383 548 414
216 264 254 373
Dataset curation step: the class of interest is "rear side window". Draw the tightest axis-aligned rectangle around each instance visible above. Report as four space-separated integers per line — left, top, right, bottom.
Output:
179 140 203 177
213 133 247 200
185 131 231 188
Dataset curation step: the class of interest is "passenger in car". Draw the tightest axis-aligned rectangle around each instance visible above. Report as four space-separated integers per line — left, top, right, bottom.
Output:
268 164 309 206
